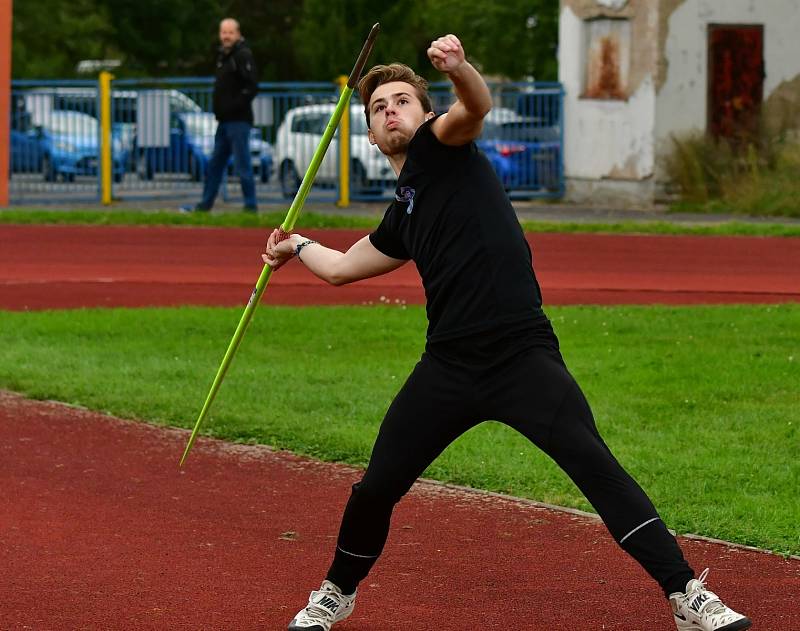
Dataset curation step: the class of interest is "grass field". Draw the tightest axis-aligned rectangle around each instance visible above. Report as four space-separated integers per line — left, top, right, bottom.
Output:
0 304 797 555
2 207 800 237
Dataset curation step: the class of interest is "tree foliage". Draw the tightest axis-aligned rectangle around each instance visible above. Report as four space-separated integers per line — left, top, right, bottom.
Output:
292 0 558 82
11 0 558 82
101 0 221 75
292 0 436 82
12 0 115 78
422 0 560 81
220 0 306 81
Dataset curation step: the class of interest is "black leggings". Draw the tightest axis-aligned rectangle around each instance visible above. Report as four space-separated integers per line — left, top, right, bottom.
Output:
326 339 693 597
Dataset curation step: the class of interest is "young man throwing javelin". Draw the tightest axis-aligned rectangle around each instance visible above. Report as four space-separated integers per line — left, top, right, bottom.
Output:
264 34 751 631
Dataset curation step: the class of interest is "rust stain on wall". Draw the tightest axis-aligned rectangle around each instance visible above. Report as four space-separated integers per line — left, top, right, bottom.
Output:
585 35 626 99
563 0 660 98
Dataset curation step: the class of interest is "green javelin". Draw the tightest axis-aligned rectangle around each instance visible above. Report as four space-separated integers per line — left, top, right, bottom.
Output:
179 23 381 467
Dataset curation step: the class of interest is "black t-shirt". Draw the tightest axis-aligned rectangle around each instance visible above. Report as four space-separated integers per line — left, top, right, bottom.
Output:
369 115 546 344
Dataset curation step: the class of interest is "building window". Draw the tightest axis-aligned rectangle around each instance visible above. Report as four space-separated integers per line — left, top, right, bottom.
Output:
583 18 631 100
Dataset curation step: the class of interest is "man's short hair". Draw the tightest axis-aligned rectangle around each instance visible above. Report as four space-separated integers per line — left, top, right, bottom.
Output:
220 17 241 33
358 63 433 129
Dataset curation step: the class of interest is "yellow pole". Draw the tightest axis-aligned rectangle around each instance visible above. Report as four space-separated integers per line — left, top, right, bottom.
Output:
336 74 350 207
99 71 114 205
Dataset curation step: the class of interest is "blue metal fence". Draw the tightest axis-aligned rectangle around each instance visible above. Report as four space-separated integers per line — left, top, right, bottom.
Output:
10 79 108 203
8 78 564 205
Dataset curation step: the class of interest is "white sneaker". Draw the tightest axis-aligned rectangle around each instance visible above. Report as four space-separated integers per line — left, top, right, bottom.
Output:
287 580 356 631
669 568 752 630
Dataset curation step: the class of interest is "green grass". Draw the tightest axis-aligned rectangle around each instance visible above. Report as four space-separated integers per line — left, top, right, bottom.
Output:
0 304 798 555
2 207 800 237
0 208 380 229
518 220 800 237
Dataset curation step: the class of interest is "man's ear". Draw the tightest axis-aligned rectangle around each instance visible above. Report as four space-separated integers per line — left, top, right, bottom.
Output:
425 111 436 121
368 129 376 145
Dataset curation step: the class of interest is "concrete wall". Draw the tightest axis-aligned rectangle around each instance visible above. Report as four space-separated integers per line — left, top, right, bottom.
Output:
655 0 800 156
559 0 660 189
560 0 800 204
560 0 664 205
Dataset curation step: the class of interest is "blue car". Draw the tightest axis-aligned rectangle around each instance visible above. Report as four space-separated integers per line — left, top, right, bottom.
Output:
477 108 561 191
10 110 44 174
31 110 129 182
136 111 273 183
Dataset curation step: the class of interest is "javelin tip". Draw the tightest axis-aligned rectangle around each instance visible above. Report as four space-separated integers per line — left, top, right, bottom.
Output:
347 23 382 88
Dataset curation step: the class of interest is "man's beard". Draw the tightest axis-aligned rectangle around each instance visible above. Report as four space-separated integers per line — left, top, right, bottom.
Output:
383 139 409 157
378 128 413 157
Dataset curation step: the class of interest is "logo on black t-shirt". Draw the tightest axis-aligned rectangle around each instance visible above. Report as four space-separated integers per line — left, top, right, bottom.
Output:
395 186 415 215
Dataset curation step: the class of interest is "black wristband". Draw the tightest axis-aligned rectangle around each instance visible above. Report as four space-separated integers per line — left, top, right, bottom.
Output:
295 239 318 260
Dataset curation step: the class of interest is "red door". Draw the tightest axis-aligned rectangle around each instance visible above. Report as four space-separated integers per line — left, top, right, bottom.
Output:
708 25 764 139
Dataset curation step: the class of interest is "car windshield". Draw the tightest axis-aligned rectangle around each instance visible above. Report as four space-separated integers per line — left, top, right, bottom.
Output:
44 111 99 136
170 91 203 113
287 107 370 136
485 107 527 125
291 112 330 134
182 113 217 137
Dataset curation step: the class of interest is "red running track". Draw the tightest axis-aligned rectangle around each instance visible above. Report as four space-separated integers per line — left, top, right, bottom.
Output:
2 390 799 631
1 224 799 310
2 224 800 630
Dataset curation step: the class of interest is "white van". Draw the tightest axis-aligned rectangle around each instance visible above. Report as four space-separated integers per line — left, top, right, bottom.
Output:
273 103 396 198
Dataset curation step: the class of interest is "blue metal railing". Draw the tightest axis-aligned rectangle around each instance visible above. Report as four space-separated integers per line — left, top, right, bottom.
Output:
8 78 564 205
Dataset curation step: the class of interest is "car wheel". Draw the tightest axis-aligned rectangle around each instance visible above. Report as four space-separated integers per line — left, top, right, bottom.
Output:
280 161 300 199
42 155 56 182
136 152 153 180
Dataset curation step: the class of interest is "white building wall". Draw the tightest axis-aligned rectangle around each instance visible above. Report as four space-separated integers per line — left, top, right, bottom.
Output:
559 5 656 181
655 0 800 148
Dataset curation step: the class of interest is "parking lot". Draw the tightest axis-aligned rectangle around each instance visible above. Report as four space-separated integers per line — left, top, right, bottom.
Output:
9 79 564 205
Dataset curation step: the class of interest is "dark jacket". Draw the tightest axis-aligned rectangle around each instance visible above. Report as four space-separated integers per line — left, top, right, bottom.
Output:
213 38 258 124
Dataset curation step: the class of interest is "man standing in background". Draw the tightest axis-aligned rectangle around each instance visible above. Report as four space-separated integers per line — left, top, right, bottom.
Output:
182 18 258 213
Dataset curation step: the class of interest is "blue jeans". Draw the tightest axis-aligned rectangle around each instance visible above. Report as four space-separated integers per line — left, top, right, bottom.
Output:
199 121 257 210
